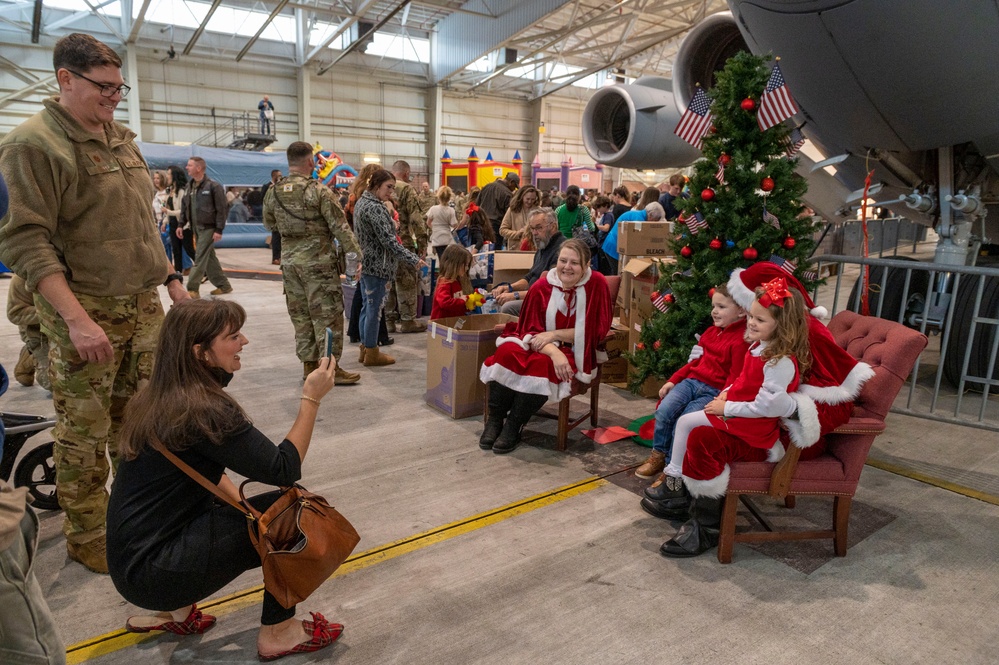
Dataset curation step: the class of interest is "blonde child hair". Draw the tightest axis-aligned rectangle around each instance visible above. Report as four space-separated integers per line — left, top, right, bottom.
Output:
437 186 453 205
754 286 811 374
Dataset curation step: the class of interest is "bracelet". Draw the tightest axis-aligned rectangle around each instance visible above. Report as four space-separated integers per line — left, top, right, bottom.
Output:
163 272 183 286
301 395 321 405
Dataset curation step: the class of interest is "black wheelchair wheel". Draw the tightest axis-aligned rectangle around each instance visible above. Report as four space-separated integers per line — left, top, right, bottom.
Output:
13 442 60 512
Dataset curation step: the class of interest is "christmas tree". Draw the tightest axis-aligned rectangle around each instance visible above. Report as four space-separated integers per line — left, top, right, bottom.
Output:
629 52 819 389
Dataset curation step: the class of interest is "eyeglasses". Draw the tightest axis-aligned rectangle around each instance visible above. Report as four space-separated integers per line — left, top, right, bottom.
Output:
68 70 131 98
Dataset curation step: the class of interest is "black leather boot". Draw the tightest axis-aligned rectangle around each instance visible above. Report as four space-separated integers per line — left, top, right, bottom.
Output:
659 496 723 558
640 474 691 520
481 382 515 450
492 392 546 455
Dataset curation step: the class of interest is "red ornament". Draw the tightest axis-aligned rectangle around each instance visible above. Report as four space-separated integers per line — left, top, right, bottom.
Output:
651 291 660 301
664 293 675 304
636 342 645 351
709 237 722 250
710 125 719 133
708 287 716 298
653 340 662 351
741 98 756 112
761 177 775 192
680 245 692 258
783 236 797 249
701 188 715 202
719 153 731 166
743 246 758 260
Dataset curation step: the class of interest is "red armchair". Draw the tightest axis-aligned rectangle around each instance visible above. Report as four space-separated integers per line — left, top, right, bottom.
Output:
716 310 928 563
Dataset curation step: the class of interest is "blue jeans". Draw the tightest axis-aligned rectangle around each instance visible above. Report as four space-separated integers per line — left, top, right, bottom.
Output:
653 378 719 459
359 274 389 348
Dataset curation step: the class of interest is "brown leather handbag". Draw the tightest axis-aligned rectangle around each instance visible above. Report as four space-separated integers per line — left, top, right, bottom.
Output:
154 442 361 609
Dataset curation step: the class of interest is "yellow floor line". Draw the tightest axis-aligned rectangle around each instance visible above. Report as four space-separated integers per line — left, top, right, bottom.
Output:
66 475 609 664
866 458 999 506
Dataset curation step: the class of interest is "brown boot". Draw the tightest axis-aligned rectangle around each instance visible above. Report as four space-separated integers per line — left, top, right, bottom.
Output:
635 450 666 479
187 290 200 299
363 347 396 367
303 361 319 380
385 320 399 333
14 346 35 387
399 319 427 333
334 367 361 385
67 537 109 574
358 345 366 363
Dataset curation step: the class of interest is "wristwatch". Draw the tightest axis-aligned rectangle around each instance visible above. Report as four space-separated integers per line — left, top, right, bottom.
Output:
164 272 183 286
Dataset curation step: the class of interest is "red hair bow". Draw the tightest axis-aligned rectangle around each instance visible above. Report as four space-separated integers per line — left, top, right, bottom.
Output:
758 277 793 308
466 202 481 214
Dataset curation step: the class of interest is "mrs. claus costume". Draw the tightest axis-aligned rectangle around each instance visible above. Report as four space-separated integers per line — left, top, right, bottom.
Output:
480 267 612 402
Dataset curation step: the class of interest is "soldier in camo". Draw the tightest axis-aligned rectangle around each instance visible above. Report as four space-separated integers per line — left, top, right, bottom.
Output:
7 275 51 390
263 141 363 385
417 181 437 215
385 160 429 333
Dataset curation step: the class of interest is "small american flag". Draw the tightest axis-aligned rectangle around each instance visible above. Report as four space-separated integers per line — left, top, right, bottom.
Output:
783 125 805 157
652 289 673 313
802 269 818 281
770 254 798 275
685 211 709 234
758 62 799 131
674 88 713 150
715 160 726 184
763 205 781 230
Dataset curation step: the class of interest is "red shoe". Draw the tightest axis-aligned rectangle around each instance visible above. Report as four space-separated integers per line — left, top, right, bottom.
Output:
126 604 217 635
257 612 343 662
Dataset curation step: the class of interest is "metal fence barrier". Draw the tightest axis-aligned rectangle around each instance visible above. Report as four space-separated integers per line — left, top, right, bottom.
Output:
812 254 999 432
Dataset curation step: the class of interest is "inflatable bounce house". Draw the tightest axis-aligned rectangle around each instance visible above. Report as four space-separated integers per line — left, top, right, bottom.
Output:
440 148 522 193
531 155 604 194
313 144 357 189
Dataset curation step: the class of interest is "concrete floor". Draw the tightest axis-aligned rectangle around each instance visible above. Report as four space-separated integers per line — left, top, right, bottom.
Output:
2 247 998 665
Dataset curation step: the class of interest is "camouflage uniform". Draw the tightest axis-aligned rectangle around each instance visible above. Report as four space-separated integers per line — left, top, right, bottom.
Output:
386 181 429 324
263 174 361 363
6 275 50 390
417 188 437 215
35 292 162 543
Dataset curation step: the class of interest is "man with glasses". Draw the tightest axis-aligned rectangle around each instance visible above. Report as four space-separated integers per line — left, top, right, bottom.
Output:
490 207 565 315
0 33 188 574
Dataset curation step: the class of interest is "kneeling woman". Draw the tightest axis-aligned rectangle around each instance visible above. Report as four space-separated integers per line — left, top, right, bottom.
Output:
479 238 612 453
107 299 342 662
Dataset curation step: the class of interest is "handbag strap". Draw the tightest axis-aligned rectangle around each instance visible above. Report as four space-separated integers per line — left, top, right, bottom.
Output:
151 440 254 520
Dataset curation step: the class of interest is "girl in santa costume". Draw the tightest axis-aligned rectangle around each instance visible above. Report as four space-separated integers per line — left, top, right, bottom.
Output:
479 239 612 454
660 278 812 558
430 245 473 320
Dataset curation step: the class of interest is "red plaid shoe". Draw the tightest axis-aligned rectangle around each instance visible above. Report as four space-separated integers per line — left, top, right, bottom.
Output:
257 612 344 662
126 604 217 635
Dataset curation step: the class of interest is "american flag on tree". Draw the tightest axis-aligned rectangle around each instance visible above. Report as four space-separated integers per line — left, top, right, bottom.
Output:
651 289 673 313
757 62 799 131
674 87 713 150
783 125 805 157
770 254 797 275
763 205 781 230
683 211 709 235
714 160 726 184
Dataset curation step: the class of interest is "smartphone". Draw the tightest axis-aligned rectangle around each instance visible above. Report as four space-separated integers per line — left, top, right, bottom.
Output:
323 327 334 358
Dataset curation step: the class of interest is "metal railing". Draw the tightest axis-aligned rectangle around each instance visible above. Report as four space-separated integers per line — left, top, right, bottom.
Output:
192 111 278 151
812 254 999 432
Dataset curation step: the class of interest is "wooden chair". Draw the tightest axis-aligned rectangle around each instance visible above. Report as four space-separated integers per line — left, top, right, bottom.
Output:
716 310 928 563
484 274 621 452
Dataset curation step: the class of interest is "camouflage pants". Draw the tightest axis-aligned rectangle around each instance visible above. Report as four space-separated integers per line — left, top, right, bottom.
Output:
386 262 419 322
281 261 345 362
19 324 51 390
35 291 163 545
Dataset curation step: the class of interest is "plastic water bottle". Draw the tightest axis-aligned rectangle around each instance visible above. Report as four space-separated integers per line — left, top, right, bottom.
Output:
482 295 498 315
344 252 358 286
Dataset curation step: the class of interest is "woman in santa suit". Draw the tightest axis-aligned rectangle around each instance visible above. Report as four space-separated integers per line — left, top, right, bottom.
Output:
479 238 612 454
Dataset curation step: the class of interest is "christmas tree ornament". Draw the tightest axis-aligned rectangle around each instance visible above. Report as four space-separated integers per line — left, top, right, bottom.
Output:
708 287 716 298
719 153 731 166
741 98 756 112
761 176 775 192
783 236 796 249
665 293 675 304
743 246 758 260
701 187 715 202
636 342 645 351
651 289 673 313
680 245 693 258
709 237 722 250
653 340 662 351
725 239 735 249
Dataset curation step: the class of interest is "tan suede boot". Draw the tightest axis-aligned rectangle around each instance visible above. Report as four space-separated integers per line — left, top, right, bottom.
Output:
67 537 109 574
362 347 396 366
334 367 361 385
14 346 35 386
635 450 667 479
399 319 427 333
358 345 366 363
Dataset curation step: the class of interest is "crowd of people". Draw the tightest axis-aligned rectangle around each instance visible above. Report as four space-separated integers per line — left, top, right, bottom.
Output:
0 32 873 665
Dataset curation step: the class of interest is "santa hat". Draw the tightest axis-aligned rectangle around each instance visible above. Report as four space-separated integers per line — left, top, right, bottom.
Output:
727 262 829 319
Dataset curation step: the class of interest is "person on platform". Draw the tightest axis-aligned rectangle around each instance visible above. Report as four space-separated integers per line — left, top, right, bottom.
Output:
430 244 473 320
478 239 612 454
490 208 566 316
258 95 275 135
107 299 344 661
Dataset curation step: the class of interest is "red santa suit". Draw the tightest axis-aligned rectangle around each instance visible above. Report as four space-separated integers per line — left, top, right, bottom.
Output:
728 264 874 460
480 268 612 402
431 278 467 320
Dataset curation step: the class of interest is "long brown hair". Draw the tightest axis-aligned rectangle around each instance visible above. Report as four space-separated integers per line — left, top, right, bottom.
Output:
119 300 250 459
510 185 539 213
755 287 811 375
350 163 381 200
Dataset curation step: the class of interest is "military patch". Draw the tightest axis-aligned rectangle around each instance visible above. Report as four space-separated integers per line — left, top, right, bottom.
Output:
86 151 119 174
283 184 294 192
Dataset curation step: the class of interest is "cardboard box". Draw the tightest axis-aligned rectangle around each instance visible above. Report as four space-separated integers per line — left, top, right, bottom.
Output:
617 220 674 258
600 357 629 384
490 250 535 288
425 313 518 419
604 320 628 360
628 306 646 352
617 257 658 313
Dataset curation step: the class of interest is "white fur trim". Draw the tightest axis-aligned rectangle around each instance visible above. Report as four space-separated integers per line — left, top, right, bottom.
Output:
683 465 731 499
479 363 571 403
767 441 786 462
798 361 874 405
782 392 822 448
496 334 533 351
727 268 756 310
810 306 829 320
